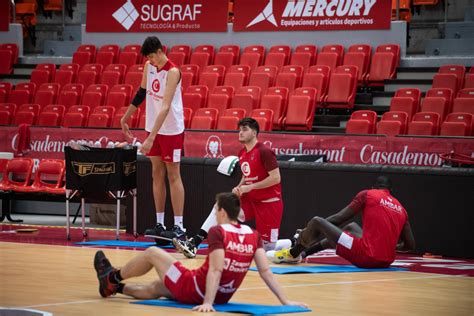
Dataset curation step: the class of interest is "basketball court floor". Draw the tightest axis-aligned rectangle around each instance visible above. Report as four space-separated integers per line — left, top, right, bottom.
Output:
1 225 473 316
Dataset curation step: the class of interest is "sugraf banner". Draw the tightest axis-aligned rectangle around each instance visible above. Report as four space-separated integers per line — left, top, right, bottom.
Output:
1 127 473 168
86 0 228 33
0 0 10 32
233 0 392 32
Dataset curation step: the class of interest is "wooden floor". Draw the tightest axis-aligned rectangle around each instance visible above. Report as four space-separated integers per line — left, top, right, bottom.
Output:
1 242 473 316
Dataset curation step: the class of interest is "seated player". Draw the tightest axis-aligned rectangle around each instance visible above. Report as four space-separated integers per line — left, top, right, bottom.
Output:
93 192 306 312
270 176 415 268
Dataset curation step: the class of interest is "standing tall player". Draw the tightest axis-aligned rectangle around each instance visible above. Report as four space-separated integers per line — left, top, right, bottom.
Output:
174 118 284 258
93 192 307 312
120 36 186 239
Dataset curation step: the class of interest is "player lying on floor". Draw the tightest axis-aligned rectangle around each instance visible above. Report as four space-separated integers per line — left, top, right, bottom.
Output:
93 192 307 312
268 176 416 268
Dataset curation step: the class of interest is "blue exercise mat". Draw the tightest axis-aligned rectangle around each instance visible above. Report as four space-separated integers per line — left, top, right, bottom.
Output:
249 265 405 274
132 299 311 315
76 240 209 249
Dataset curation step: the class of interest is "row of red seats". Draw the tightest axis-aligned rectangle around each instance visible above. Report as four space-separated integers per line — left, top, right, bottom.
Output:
0 158 65 195
188 108 275 131
432 65 474 96
73 43 400 87
182 64 358 115
183 85 317 131
389 88 474 121
346 110 473 137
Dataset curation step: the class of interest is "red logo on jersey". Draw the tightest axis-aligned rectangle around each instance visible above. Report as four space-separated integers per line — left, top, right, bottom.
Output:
241 162 250 176
152 79 160 92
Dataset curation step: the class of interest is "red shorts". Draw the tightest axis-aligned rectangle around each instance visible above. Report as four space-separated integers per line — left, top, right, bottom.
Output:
335 232 392 268
164 262 203 304
146 133 184 163
240 197 283 243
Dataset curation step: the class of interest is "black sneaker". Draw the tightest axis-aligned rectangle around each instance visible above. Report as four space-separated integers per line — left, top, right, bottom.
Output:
173 237 197 258
171 225 186 240
93 251 119 298
144 223 166 237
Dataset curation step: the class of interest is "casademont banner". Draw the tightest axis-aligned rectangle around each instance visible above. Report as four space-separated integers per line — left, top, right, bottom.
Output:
1 127 473 168
86 0 228 33
233 0 392 32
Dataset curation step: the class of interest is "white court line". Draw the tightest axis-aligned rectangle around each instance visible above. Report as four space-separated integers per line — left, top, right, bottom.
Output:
239 273 464 291
16 299 104 309
14 274 465 309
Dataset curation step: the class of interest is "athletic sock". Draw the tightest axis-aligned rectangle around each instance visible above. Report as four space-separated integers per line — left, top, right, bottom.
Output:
174 216 184 230
192 229 208 247
117 283 125 294
289 244 306 258
108 270 123 284
156 212 165 225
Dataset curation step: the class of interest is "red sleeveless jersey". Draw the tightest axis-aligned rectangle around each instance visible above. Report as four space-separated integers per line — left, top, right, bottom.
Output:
194 223 263 304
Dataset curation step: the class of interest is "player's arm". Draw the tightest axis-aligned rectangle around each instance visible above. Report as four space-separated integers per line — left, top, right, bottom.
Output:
254 248 308 307
140 67 180 154
396 221 416 253
232 176 246 196
192 249 225 312
120 62 148 140
325 205 357 226
238 168 280 195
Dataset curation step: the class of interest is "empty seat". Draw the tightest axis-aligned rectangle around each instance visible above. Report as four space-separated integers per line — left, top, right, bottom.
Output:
170 45 192 64
249 66 278 94
13 111 36 125
230 86 261 114
30 69 50 87
8 90 31 106
217 115 240 130
37 111 61 126
347 44 372 77
421 97 449 121
280 65 304 87
53 70 73 87
34 90 55 108
59 83 84 107
218 45 240 64
207 93 231 115
408 112 440 135
239 53 261 72
290 52 313 72
0 158 34 191
107 84 133 107
212 86 235 98
128 64 145 73
88 106 115 127
112 106 140 128
380 111 408 134
105 64 127 82
275 72 298 94
190 52 211 73
243 45 265 64
95 51 115 68
168 52 187 66
124 71 143 90
72 51 92 68
224 65 250 89
390 97 418 120
301 72 328 105
295 44 318 65
100 71 121 90
62 105 90 127
321 44 344 65
250 109 273 131
36 63 56 82
0 82 12 100
439 64 466 92
264 52 286 68
15 82 37 98
343 51 368 83
452 98 474 115
457 88 474 98
376 120 403 136
183 85 208 112
0 50 13 74
59 63 80 81
346 119 372 134
350 110 377 133
191 108 218 129
16 159 65 194
123 43 142 57
42 104 66 117
283 95 314 131
181 64 200 85
82 84 108 108
76 44 97 61
0 103 16 124
440 113 472 136
198 72 220 91
260 94 286 130
395 88 421 111
432 73 458 96
376 44 400 67
316 52 339 71
269 45 291 64
324 66 358 109
76 71 98 89
426 88 453 112
366 52 397 86
0 43 19 64
293 87 317 105
194 45 215 63
203 65 226 84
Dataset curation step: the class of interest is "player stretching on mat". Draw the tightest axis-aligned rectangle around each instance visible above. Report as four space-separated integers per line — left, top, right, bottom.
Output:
120 36 186 240
94 192 307 312
174 117 284 258
270 176 415 268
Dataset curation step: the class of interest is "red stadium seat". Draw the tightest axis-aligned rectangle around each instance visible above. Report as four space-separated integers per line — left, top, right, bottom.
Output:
0 82 12 100
168 52 187 66
181 64 200 85
408 112 440 135
123 43 142 55
249 66 278 94
0 158 34 191
222 108 246 120
100 71 121 90
212 86 235 98
290 52 313 72
457 88 474 98
432 73 458 96
36 63 56 82
8 90 31 106
59 83 84 107
343 52 367 84
281 65 304 87
269 45 291 64
207 93 231 115
37 111 61 126
0 50 13 74
15 82 36 99
390 97 418 120
34 90 55 108
260 94 285 130
183 85 208 112
440 113 472 136
124 71 142 91
82 84 108 109
76 71 98 89
13 111 35 125
301 72 328 105
95 51 115 68
218 45 240 64
190 52 211 73
380 111 408 134
62 105 90 127
452 98 474 115
376 120 403 136
439 65 466 92
105 64 127 83
284 95 314 131
395 88 421 111
112 106 140 128
349 110 377 133
421 97 449 121
192 108 218 129
16 159 65 194
194 45 215 63
59 63 80 81
77 44 97 61
366 52 397 86
346 119 372 134
183 107 192 128
426 88 453 112
0 103 17 121
316 52 339 71
30 69 50 87
376 44 400 67
324 66 358 109
264 52 286 68
72 51 92 68
295 44 317 65
117 51 139 70
128 64 144 73
0 43 19 64
53 70 73 87
321 44 344 65
42 104 65 117
217 115 240 130
243 45 265 64
239 53 261 72
230 86 261 114
214 52 235 69
170 45 192 64
251 108 273 131
347 44 372 68
198 72 220 92
203 65 226 85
